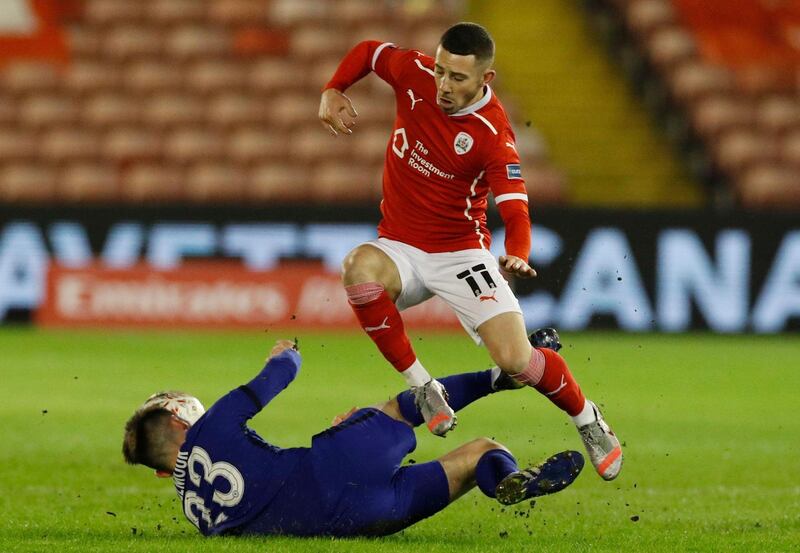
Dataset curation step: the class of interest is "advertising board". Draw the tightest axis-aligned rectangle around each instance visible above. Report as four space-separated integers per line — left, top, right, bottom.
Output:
1 205 797 332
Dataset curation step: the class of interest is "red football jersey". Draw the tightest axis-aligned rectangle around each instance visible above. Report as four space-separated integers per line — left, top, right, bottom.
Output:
326 41 530 258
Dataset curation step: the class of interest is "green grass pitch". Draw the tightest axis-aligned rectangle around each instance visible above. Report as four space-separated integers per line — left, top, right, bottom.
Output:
1 328 798 552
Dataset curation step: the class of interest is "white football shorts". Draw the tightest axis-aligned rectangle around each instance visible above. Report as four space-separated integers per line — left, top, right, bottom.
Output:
364 238 522 345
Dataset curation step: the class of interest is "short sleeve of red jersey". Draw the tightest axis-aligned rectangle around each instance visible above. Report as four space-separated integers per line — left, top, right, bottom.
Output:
485 129 532 260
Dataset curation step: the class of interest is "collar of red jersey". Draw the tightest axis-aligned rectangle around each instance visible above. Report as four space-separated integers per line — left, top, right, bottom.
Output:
448 85 493 117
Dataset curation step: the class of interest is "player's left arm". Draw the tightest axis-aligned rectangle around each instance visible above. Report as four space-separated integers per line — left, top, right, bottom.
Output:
497 202 536 278
487 131 536 279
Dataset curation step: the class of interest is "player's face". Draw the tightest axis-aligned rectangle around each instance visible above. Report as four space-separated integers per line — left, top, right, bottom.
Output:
434 46 495 115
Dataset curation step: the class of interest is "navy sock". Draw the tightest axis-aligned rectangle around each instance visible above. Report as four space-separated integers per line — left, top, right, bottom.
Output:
396 370 494 426
475 449 519 498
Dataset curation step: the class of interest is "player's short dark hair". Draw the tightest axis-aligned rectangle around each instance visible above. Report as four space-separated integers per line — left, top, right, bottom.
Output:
122 407 177 473
439 22 495 65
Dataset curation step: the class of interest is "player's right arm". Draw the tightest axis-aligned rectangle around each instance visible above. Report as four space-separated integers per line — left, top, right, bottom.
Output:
201 341 301 428
240 342 301 415
319 88 358 136
318 40 409 136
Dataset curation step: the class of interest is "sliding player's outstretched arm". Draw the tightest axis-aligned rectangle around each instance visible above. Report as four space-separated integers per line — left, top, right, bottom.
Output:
245 340 301 410
203 340 301 429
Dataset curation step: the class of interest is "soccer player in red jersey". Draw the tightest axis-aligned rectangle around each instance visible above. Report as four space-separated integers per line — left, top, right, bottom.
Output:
319 23 622 480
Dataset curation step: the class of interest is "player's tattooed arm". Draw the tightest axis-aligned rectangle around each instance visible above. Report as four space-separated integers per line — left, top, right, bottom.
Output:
318 89 358 136
498 255 537 278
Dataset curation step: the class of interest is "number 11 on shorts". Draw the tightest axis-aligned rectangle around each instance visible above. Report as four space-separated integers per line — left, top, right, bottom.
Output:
456 264 497 297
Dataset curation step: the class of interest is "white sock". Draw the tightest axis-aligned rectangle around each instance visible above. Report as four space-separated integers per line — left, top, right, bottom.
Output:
570 399 597 427
401 360 431 387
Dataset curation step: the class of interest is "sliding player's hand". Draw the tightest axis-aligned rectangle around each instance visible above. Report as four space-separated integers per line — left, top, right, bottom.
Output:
499 255 537 278
319 88 358 136
266 339 298 362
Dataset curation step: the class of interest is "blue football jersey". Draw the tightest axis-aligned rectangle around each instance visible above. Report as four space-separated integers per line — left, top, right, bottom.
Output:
171 349 309 536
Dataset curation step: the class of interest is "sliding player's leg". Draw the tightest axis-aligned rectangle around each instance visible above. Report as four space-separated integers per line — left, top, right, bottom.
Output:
343 403 581 536
342 242 456 436
402 438 583 510
391 368 519 428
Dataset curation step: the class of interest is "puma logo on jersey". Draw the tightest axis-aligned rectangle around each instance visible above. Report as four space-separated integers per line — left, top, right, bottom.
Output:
364 317 391 332
407 89 423 110
478 290 498 303
505 141 517 151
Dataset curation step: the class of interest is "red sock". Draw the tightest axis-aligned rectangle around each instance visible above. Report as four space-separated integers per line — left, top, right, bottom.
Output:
512 348 586 416
346 282 417 372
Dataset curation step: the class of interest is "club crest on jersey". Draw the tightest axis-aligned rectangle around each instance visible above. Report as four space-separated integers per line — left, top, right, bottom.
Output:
454 132 474 155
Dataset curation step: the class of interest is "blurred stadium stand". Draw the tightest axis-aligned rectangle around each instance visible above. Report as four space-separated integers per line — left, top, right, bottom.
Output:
584 0 800 209
471 0 702 208
0 0 565 206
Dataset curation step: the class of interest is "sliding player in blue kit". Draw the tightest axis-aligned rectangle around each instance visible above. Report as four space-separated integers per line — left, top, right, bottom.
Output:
122 339 583 538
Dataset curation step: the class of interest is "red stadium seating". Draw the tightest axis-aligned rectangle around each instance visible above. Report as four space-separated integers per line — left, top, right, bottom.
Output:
186 61 247 95
227 127 287 163
0 0 565 205
59 162 119 201
121 164 185 202
626 0 676 38
65 60 121 92
1 62 60 93
0 129 38 160
313 161 381 202
123 60 184 93
41 127 99 162
611 0 800 209
0 164 58 201
268 0 332 27
19 94 79 128
83 94 142 128
104 26 164 59
148 0 208 25
249 163 311 201
166 25 230 60
690 95 754 140
103 128 163 161
84 0 143 25
185 162 247 202
209 0 273 26
144 94 206 127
